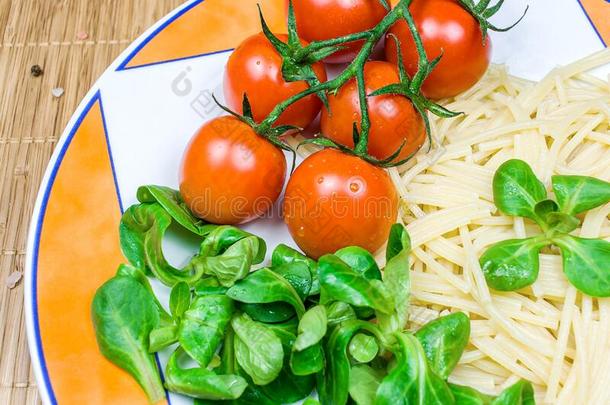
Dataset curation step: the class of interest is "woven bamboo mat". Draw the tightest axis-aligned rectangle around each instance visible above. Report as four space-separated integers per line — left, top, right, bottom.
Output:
0 1 184 403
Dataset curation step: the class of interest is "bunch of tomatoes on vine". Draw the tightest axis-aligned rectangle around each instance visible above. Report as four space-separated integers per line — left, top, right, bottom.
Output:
179 0 526 259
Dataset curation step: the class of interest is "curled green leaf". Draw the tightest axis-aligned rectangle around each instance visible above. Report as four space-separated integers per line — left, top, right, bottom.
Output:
415 312 470 379
552 175 610 215
318 320 385 405
290 344 325 376
115 264 172 326
349 333 379 364
318 255 393 314
272 243 320 295
273 262 313 301
493 159 547 221
91 276 165 403
199 225 266 262
375 333 454 405
189 234 265 287
120 203 204 286
179 295 234 367
294 305 327 351
480 237 549 291
169 281 191 319
335 246 382 281
326 301 357 326
491 379 535 405
194 277 229 296
449 383 494 405
136 185 213 235
232 313 284 386
554 235 610 297
349 364 385 405
378 224 412 336
149 324 178 353
165 348 248 400
227 268 306 318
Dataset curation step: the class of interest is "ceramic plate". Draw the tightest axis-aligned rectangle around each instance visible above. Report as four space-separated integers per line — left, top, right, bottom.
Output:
24 0 609 403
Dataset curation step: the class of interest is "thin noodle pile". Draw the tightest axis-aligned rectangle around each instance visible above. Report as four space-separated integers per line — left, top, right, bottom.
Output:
288 49 610 404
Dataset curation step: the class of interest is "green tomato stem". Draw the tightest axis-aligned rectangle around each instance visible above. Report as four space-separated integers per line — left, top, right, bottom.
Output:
257 1 412 136
296 31 372 58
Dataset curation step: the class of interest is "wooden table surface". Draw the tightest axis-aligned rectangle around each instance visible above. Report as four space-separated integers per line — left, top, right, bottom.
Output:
0 1 183 403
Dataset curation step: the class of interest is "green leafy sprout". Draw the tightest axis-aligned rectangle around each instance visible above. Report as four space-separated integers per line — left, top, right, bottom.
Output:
480 159 610 297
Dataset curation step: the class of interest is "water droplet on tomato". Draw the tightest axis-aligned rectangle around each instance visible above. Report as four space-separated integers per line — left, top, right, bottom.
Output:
317 176 324 184
297 226 306 237
348 176 365 194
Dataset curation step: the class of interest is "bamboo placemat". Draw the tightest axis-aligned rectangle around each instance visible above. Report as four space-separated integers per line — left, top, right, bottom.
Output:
0 1 184 403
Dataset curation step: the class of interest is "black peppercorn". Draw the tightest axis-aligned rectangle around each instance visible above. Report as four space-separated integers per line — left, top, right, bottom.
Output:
31 65 43 77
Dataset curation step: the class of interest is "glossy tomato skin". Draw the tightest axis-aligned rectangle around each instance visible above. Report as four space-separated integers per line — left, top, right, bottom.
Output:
385 0 492 99
283 149 398 259
224 33 327 128
180 116 286 225
321 61 425 162
291 0 388 64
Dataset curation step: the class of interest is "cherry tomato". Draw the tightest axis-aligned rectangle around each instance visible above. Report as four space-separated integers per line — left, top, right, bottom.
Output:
180 116 286 225
385 0 491 99
291 0 388 64
283 149 398 259
224 33 327 128
321 61 425 162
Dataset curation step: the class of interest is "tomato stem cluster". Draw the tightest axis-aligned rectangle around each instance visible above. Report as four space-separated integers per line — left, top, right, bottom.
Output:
457 0 529 41
254 0 457 168
223 0 522 168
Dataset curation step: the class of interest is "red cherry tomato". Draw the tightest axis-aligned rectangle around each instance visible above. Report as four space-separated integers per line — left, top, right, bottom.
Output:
283 149 398 259
385 0 491 99
321 61 425 162
180 116 286 225
224 33 327 128
291 0 389 64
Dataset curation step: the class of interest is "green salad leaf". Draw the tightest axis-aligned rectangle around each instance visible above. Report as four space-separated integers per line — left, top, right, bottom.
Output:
227 268 306 318
272 243 320 296
317 320 384 405
136 185 213 235
376 333 454 405
179 295 234 367
449 383 494 405
349 364 385 405
551 175 610 215
414 312 470 379
165 348 247 400
377 223 412 335
91 276 165 403
318 255 393 314
493 159 547 221
554 235 610 297
349 333 379 363
120 203 204 286
491 380 535 405
169 281 191 319
294 305 327 351
480 237 548 291
232 313 284 386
